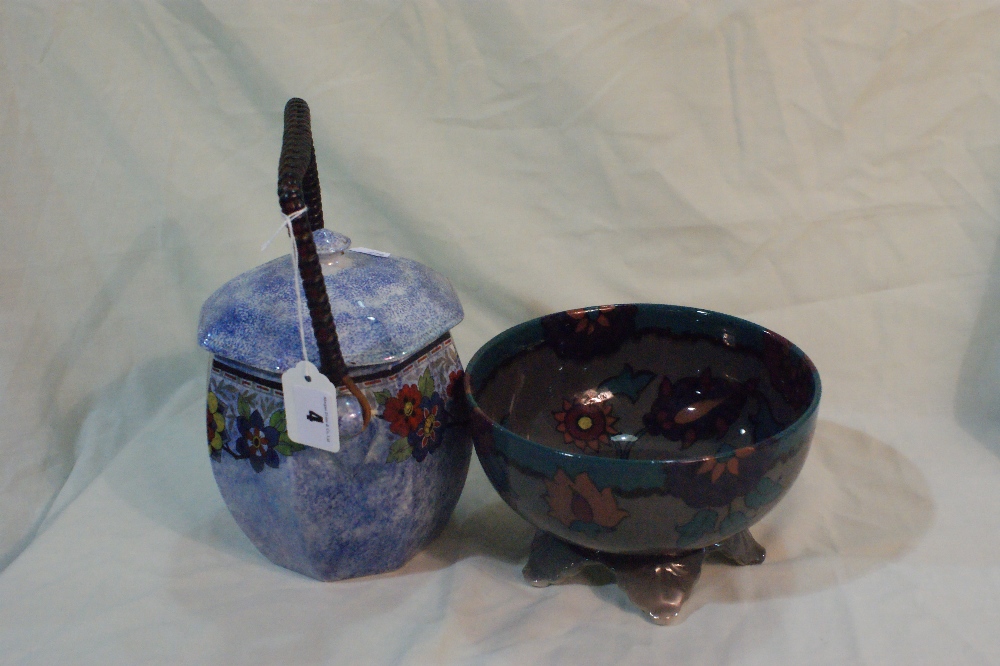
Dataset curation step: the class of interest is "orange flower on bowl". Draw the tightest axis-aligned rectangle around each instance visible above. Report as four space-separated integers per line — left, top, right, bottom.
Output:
545 470 628 533
567 305 615 334
697 445 754 482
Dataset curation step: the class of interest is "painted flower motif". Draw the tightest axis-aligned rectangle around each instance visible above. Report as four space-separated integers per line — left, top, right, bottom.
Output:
643 369 752 448
235 409 281 473
445 369 469 421
409 394 446 462
662 443 773 508
382 384 425 436
541 304 638 360
447 369 464 403
568 305 615 334
545 470 628 535
553 394 619 453
697 444 754 482
207 391 226 460
416 406 442 447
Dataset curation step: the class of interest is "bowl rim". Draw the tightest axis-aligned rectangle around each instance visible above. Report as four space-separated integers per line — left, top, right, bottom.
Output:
463 303 822 466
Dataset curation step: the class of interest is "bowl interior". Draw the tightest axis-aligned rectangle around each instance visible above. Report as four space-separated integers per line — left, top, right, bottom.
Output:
472 305 817 461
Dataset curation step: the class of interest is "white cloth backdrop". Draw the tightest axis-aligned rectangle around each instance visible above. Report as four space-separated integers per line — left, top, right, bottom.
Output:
2 1 1000 663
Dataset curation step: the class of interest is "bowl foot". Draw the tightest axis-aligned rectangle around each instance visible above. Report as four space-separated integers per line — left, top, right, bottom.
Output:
707 527 766 565
523 529 765 625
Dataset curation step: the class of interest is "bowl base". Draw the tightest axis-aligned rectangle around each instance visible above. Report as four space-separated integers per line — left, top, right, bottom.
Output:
523 529 765 625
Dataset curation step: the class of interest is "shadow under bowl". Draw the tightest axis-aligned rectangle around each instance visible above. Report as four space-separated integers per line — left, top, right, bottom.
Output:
464 304 821 555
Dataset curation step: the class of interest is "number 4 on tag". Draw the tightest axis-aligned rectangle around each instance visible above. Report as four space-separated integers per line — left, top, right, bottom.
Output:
281 361 341 453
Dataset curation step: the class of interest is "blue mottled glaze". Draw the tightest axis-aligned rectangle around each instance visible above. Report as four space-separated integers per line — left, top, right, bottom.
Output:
198 242 464 371
214 441 469 580
200 232 471 581
207 336 471 580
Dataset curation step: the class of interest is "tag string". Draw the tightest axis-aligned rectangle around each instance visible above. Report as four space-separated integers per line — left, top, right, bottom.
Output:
264 207 311 370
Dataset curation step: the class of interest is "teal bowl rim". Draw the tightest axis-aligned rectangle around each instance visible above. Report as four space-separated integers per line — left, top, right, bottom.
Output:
463 303 822 466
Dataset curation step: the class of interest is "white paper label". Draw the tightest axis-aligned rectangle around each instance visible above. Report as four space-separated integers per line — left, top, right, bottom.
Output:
281 361 341 453
350 247 391 258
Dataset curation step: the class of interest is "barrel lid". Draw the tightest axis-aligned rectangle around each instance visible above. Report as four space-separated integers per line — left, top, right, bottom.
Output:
197 231 463 373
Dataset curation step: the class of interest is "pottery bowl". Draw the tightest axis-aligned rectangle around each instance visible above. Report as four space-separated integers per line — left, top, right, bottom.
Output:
464 304 820 554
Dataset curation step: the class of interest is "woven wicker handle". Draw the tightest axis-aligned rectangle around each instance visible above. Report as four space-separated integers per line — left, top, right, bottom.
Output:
278 98 371 426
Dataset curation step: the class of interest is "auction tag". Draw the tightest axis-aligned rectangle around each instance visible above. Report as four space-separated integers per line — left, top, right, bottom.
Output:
350 247 390 258
281 361 340 453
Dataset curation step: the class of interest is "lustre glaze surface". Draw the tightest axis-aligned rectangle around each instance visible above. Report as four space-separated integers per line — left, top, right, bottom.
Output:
465 304 820 555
